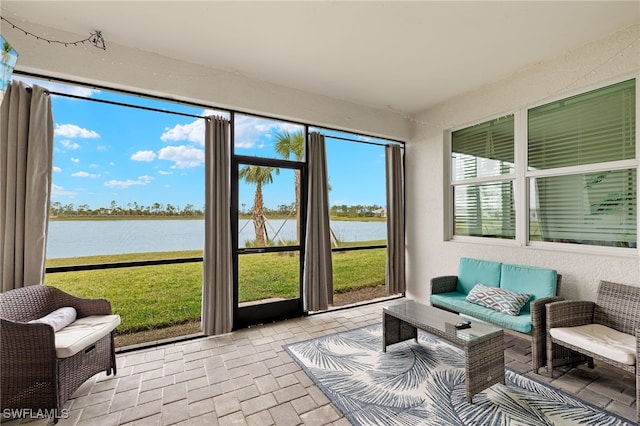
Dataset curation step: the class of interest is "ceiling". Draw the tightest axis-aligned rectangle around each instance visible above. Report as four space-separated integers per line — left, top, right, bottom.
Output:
1 1 638 115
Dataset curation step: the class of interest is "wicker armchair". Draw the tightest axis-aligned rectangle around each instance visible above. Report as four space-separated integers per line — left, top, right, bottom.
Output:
0 286 118 422
546 280 639 422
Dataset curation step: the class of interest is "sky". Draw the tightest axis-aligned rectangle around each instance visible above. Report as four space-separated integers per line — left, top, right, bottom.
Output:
16 76 394 212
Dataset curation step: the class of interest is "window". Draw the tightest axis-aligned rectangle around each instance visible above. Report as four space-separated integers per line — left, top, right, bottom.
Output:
449 78 637 250
451 115 515 239
528 79 636 248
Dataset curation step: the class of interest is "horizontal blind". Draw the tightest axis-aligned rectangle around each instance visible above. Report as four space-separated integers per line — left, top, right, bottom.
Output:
452 115 514 180
454 182 515 239
530 169 636 247
528 79 636 170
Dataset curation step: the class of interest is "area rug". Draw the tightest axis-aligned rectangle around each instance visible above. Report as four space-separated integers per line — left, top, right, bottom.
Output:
284 324 634 426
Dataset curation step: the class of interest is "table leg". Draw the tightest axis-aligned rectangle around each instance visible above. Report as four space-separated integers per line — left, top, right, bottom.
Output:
464 331 505 403
383 313 418 352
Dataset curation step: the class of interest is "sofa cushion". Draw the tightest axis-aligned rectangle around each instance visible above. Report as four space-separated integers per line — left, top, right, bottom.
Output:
29 307 77 332
466 283 531 316
500 263 557 313
550 324 636 366
54 315 121 358
457 257 501 295
430 292 532 333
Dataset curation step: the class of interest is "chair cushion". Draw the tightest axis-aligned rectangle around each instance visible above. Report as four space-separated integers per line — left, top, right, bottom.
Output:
457 257 501 295
29 307 77 332
500 263 557 313
550 324 636 366
466 283 531 316
54 315 121 358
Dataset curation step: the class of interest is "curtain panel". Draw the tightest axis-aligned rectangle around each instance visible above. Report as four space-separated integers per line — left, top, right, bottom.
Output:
303 132 333 311
0 81 54 293
201 116 233 335
385 144 405 294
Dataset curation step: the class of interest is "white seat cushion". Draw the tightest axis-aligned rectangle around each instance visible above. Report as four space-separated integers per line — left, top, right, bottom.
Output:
54 315 121 358
550 323 636 366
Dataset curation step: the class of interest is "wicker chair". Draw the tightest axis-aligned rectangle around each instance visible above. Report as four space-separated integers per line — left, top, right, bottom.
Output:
546 280 639 422
0 286 118 422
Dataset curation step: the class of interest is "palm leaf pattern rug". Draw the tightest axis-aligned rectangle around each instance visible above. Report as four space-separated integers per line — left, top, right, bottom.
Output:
284 324 634 425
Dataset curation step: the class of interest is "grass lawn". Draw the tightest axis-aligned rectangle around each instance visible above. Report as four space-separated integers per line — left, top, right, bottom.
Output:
45 245 386 335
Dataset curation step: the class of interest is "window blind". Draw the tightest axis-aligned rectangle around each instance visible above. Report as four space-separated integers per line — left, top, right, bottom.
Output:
452 115 514 181
531 169 636 247
454 182 515 239
528 79 635 170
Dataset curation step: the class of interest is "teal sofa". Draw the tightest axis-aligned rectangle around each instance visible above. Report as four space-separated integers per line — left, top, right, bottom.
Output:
430 257 562 373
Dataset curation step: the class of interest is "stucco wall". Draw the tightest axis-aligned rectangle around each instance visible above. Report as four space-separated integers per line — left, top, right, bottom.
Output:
405 24 640 303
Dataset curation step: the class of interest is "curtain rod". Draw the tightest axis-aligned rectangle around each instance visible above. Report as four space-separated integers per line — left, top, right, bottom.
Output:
321 134 402 148
16 71 405 145
47 90 207 120
47 90 402 147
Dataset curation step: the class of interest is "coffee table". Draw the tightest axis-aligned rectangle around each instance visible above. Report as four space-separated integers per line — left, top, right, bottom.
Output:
383 300 505 403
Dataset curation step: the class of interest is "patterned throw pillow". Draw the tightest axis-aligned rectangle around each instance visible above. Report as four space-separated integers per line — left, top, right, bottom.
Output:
465 283 532 316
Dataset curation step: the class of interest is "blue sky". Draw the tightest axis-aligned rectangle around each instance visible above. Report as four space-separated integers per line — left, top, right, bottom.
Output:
17 76 392 212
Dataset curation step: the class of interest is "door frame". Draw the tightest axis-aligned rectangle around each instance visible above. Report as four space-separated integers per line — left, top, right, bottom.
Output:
231 153 307 329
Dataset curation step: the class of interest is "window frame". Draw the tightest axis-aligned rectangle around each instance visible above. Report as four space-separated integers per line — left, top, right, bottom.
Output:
446 75 639 256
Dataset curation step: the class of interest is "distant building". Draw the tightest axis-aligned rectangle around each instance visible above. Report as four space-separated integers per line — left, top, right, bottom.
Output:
372 208 386 218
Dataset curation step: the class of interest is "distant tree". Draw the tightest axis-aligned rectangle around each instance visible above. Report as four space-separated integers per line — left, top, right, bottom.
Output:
239 165 279 246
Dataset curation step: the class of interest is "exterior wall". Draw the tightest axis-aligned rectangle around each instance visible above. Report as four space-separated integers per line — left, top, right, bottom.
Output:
5 20 410 142
406 24 640 304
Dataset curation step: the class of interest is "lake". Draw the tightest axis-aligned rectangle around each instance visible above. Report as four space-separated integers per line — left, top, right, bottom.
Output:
46 219 387 259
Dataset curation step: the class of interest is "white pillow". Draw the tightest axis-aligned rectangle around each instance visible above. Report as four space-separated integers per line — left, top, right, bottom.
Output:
29 307 77 332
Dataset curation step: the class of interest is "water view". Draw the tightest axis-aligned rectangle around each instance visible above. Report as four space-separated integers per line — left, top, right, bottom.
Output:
46 219 387 259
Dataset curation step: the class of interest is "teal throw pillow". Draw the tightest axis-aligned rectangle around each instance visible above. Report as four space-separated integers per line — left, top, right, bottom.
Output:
466 283 532 316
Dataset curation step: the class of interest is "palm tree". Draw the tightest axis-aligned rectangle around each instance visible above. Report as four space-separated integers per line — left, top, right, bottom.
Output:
274 130 304 241
239 165 279 246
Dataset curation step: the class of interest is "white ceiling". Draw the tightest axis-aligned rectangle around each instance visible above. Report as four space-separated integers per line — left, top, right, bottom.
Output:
1 1 639 114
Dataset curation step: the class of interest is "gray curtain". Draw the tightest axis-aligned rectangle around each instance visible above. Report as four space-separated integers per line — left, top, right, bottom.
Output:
0 81 54 293
303 132 333 311
385 144 405 294
201 116 233 335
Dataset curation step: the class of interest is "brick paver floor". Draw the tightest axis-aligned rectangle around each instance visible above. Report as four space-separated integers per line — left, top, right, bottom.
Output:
2 299 637 425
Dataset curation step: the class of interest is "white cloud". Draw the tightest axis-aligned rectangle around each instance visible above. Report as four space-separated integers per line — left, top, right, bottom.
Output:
51 183 76 197
72 171 101 178
158 170 173 175
161 120 204 145
104 175 154 189
159 109 224 145
131 150 157 162
60 139 80 150
158 145 204 169
53 166 62 173
70 157 80 163
55 124 100 139
234 115 303 149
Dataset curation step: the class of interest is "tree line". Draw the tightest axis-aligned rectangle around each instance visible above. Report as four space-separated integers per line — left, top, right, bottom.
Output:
49 201 204 217
50 201 384 219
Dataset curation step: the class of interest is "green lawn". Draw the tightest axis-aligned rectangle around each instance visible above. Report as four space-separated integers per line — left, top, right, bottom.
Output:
45 246 385 335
